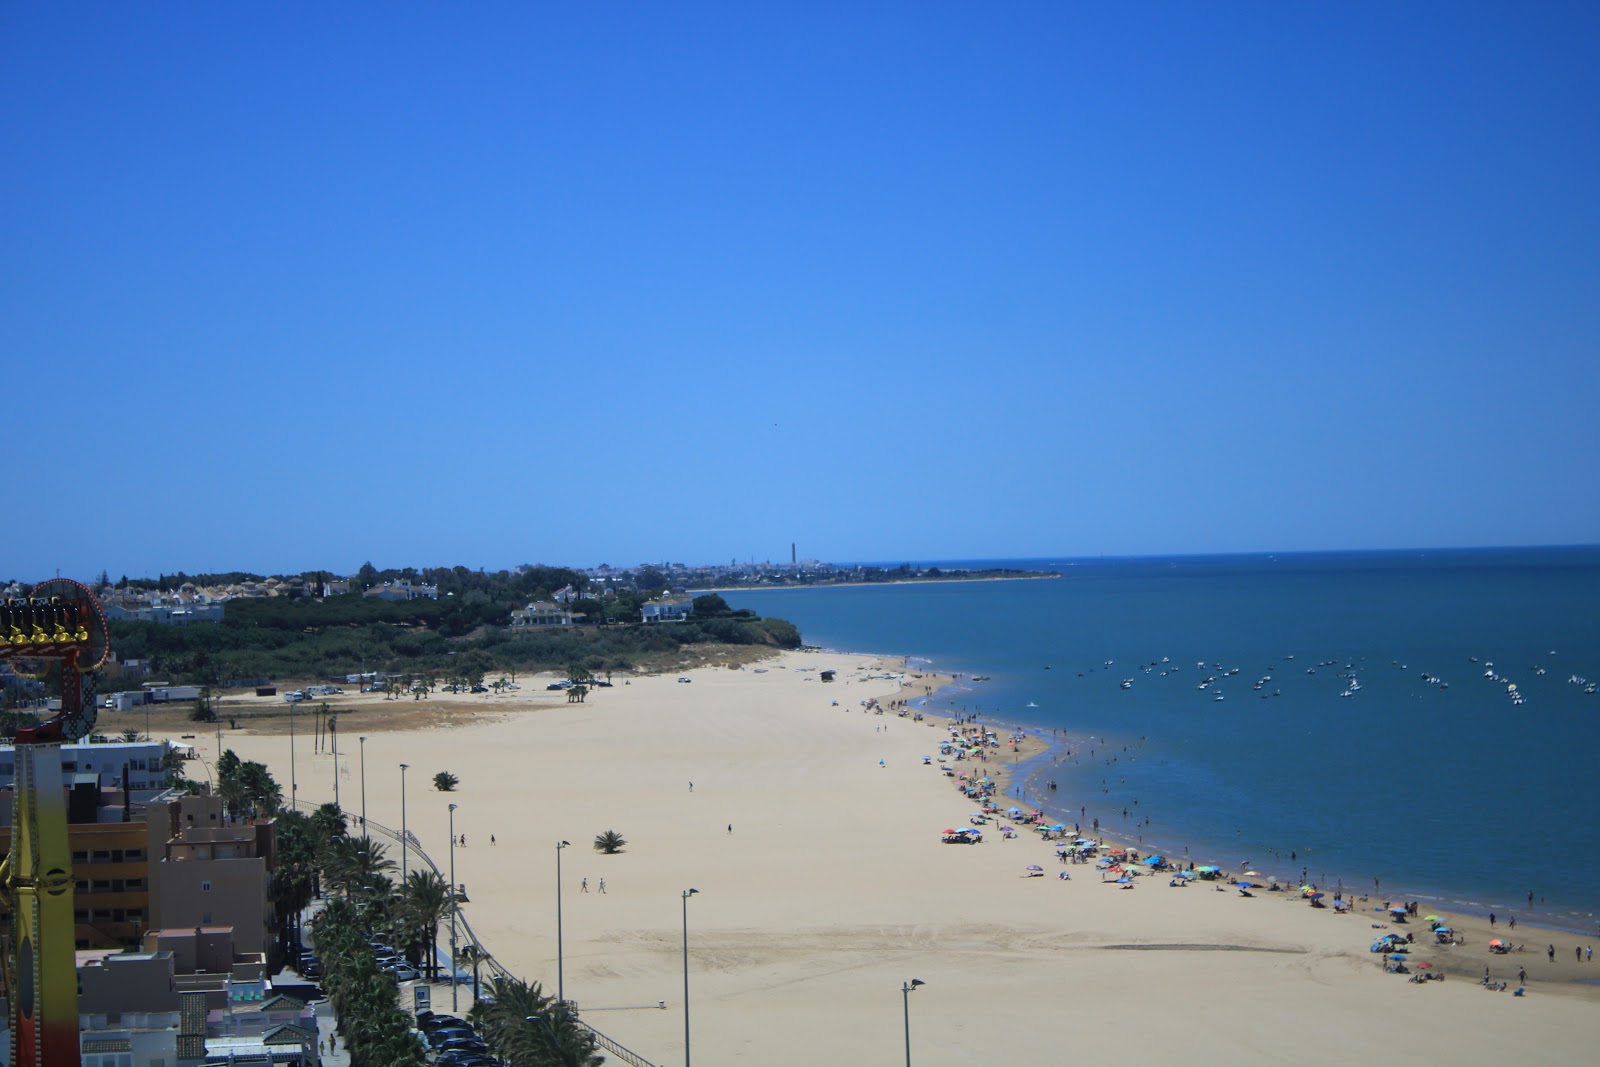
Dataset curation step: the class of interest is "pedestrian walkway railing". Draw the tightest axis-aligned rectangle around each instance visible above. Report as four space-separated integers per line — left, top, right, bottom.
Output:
294 800 660 1067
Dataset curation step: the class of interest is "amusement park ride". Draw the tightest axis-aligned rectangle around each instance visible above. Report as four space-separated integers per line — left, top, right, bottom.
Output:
0 580 111 1067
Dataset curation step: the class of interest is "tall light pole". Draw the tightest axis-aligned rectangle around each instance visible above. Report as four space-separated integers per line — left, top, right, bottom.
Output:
329 710 339 811
289 699 297 810
901 979 925 1067
555 840 571 1007
682 888 699 1067
449 802 459 1012
359 736 368 839
399 763 410 882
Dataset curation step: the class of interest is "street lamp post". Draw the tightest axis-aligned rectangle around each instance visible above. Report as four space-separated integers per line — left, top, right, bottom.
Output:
330 710 339 811
449 802 459 1012
555 840 571 1008
399 763 410 882
359 736 368 839
901 979 925 1067
289 699 296 810
682 888 699 1067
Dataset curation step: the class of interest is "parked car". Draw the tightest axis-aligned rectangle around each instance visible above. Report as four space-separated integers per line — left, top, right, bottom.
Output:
470 684 489 693
416 1013 462 1034
677 676 692 683
546 681 571 690
427 1027 478 1048
437 1053 497 1067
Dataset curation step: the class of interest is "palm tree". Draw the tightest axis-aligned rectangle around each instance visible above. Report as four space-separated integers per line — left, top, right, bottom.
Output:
238 760 283 818
593 830 626 854
478 978 604 1066
271 811 320 961
312 801 349 839
399 870 452 980
327 836 396 898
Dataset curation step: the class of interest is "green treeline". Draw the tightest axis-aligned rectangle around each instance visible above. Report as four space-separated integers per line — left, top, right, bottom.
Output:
103 565 800 684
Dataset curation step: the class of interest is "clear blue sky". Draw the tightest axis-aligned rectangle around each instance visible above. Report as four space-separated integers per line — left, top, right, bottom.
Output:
5 2 1597 581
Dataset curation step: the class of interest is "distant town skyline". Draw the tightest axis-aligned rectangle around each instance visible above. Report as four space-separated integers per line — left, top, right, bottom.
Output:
5 4 1597 581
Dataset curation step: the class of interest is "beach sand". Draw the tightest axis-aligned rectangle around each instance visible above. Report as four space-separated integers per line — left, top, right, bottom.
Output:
187 652 1599 1065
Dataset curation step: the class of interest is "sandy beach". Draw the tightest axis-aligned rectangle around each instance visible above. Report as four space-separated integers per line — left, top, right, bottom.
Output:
183 652 1600 1065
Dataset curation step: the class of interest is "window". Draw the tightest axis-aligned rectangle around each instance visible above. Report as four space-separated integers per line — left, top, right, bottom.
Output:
201 880 212 892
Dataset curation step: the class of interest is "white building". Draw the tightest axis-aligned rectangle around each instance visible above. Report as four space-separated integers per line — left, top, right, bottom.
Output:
0 740 172 792
640 596 694 623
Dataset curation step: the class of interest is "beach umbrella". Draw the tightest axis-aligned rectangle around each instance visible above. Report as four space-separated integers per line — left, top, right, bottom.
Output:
1387 954 1407 961
1243 871 1261 877
1416 962 1433 969
1115 877 1133 884
1027 865 1044 871
1423 915 1441 922
1434 927 1452 934
1489 939 1505 948
1307 891 1325 899
1237 882 1256 889
1144 856 1163 866
1389 905 1408 913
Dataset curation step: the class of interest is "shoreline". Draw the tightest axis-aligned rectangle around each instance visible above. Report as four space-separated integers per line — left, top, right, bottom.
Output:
911 676 1600 941
699 571 1062 594
180 649 1598 1065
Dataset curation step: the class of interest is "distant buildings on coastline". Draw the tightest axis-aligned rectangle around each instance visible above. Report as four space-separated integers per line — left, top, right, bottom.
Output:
5 557 1052 636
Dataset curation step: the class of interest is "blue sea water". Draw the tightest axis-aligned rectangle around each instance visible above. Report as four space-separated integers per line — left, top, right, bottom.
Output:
725 547 1600 934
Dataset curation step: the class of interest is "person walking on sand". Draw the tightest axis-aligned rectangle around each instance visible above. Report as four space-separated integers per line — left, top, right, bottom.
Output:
1548 944 1555 962
490 835 496 846
598 878 606 894
581 878 588 893
1518 967 1526 985
727 824 732 834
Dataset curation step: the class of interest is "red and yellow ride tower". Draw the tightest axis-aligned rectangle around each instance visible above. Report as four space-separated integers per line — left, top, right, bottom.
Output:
0 580 110 1067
